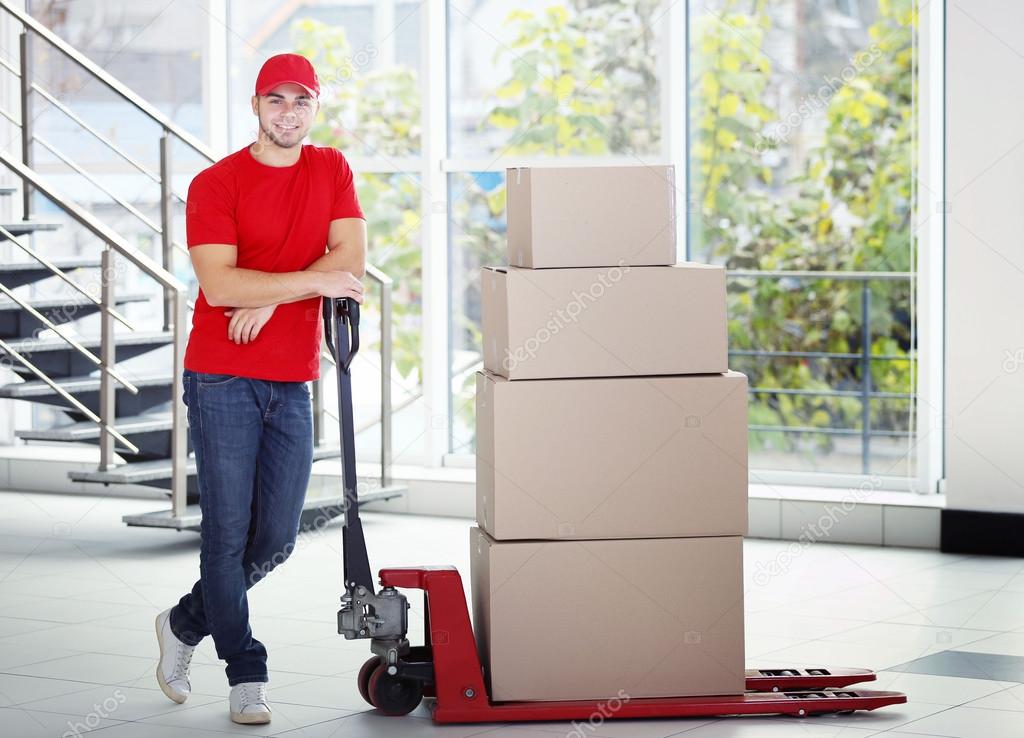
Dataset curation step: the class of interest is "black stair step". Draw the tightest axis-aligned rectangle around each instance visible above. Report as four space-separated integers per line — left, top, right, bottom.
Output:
16 410 191 461
70 444 343 486
3 330 173 378
1 257 101 288
0 291 152 339
0 372 172 417
0 186 17 196
17 411 175 440
0 220 63 236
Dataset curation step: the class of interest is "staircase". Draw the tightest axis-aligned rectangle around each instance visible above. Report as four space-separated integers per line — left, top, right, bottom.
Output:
0 2 405 531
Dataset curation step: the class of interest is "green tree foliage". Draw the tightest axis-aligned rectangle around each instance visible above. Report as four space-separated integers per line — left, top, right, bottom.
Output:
690 0 917 466
292 19 424 382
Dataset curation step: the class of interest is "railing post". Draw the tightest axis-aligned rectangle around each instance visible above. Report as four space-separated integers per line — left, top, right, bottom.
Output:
860 281 872 475
159 131 173 331
380 280 393 488
170 289 188 517
18 30 33 220
99 247 115 469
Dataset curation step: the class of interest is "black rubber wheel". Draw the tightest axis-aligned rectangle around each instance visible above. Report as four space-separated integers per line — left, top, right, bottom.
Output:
367 663 424 716
357 657 380 707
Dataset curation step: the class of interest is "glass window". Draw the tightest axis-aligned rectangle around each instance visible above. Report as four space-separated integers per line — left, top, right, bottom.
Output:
227 1 425 463
447 0 668 455
448 1 666 158
688 0 918 476
227 1 421 156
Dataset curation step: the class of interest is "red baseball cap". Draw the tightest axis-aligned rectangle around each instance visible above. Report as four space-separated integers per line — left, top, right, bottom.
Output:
255 53 320 98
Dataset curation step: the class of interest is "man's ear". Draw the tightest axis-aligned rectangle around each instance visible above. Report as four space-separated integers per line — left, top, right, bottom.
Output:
251 95 259 115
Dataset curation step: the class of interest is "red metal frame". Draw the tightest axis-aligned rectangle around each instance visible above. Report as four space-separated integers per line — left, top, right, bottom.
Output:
379 566 906 724
745 667 876 692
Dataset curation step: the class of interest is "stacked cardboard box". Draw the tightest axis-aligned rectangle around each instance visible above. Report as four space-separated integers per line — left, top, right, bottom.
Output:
472 165 748 702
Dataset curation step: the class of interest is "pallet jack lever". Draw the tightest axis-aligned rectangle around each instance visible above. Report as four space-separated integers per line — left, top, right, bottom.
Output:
323 298 411 651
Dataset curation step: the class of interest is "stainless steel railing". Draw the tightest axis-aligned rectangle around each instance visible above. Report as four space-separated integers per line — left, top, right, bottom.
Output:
0 0 397 513
0 150 189 507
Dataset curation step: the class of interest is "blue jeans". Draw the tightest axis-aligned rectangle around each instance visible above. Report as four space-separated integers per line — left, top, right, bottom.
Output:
169 369 313 685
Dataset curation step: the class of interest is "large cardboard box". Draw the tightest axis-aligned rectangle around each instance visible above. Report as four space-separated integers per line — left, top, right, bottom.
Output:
506 165 677 268
481 263 728 380
476 370 748 540
470 528 746 702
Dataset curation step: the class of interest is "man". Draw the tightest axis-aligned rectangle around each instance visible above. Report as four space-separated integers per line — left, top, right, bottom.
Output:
153 53 366 725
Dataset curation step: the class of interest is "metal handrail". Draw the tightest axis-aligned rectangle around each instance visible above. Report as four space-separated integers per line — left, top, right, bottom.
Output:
0 228 134 330
726 269 916 475
0 338 139 452
31 84 174 193
313 264 394 488
0 154 184 291
0 150 189 506
0 0 399 509
0 282 139 393
34 134 190 256
0 1 215 163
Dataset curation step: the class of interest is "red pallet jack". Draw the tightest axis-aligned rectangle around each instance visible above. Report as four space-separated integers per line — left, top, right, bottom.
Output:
323 297 907 723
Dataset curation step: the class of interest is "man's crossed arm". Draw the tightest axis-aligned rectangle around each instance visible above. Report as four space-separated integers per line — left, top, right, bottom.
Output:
189 217 367 344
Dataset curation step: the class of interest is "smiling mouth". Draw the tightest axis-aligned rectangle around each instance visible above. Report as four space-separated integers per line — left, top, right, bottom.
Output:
274 124 299 132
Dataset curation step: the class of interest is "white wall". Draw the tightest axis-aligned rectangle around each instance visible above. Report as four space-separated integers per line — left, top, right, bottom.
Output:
946 1 1024 514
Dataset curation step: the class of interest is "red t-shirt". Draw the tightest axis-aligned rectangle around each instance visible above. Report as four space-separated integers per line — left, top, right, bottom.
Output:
184 144 364 381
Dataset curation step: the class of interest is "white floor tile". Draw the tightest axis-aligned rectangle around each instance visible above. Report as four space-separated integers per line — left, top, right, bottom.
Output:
963 682 1024 712
950 631 1024 658
869 671 1018 706
895 704 1024 737
822 622 998 654
666 717 878 737
18 683 221 721
136 698 355 735
0 706 125 736
0 673 100 707
2 490 1024 738
11 652 157 684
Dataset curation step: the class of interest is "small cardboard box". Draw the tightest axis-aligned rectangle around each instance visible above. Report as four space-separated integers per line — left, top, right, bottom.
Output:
481 263 728 380
476 370 748 540
506 165 677 268
470 528 746 702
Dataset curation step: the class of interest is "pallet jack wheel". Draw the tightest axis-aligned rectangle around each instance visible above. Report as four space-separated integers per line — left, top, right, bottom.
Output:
357 657 380 706
367 662 424 716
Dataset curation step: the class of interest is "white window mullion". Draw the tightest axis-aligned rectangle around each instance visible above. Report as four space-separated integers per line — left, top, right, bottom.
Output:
419 0 449 466
661 0 687 263
201 0 229 157
915 0 945 494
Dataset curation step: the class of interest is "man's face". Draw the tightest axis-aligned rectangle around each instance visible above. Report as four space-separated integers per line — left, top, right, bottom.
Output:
251 83 318 149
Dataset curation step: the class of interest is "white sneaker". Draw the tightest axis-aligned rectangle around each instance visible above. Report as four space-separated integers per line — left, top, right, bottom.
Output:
230 681 272 724
154 608 195 704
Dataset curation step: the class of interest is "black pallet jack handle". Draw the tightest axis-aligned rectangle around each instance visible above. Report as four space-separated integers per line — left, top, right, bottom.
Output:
323 296 374 593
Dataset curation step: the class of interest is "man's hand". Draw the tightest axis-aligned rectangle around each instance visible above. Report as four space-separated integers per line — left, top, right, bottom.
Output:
225 305 277 344
318 271 365 303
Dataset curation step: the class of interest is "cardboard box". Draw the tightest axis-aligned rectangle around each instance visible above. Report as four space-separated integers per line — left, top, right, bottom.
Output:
481 263 728 380
470 528 746 702
476 370 748 540
506 165 677 268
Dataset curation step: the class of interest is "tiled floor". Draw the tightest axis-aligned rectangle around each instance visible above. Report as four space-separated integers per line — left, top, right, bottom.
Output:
1 491 1024 737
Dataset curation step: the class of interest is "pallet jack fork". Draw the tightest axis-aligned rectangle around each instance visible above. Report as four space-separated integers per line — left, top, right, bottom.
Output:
323 297 908 723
